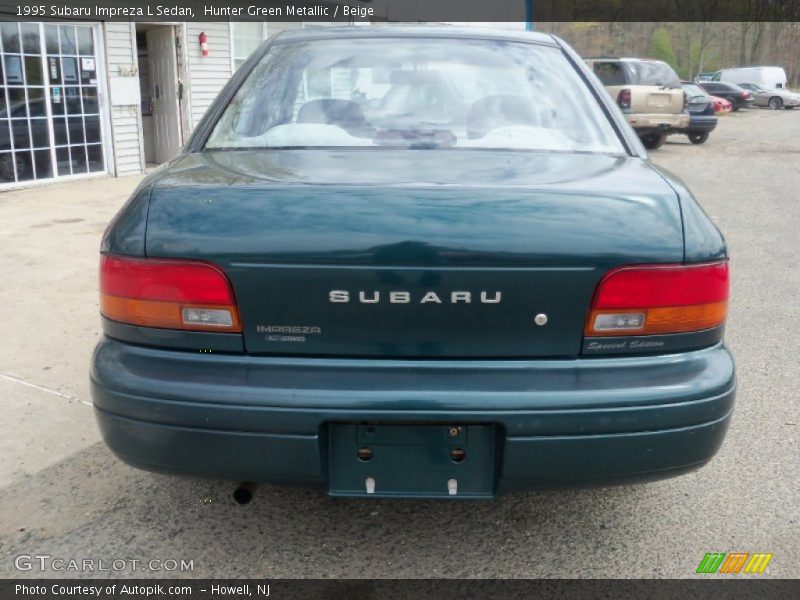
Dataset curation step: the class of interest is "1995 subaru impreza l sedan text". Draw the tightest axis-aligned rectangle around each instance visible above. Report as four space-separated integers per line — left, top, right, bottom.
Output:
91 27 735 499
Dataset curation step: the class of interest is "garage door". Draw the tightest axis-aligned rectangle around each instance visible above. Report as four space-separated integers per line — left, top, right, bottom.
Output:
0 22 107 188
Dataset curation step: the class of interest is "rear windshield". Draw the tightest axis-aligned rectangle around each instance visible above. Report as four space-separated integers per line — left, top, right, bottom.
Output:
592 61 627 86
626 60 681 88
205 37 625 154
683 83 707 98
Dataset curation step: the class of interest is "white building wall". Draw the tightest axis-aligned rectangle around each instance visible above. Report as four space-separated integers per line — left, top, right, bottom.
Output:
103 22 145 176
184 23 233 128
100 21 306 178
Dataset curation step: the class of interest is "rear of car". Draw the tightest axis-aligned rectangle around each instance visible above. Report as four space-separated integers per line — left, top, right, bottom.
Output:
739 84 800 110
676 83 718 144
699 82 754 111
92 28 735 499
586 58 689 149
710 95 733 114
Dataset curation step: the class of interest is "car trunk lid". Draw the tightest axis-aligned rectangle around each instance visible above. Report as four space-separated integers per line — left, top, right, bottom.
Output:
144 150 683 358
628 85 685 113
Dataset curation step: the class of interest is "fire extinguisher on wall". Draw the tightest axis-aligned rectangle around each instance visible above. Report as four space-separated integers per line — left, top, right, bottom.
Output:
199 32 208 57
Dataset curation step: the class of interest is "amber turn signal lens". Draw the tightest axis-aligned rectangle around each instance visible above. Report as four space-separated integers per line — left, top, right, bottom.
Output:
585 262 729 337
100 296 242 332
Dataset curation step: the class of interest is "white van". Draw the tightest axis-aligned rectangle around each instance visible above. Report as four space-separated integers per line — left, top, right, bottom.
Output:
713 67 787 89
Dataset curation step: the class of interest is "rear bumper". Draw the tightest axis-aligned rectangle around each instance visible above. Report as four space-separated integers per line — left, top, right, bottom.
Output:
91 338 736 496
685 114 718 133
626 112 690 131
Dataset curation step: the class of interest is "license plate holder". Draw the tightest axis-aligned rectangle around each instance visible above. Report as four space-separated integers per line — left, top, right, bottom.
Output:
327 423 496 498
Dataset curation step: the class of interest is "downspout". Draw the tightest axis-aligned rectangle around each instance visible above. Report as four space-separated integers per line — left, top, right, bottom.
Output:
525 0 533 31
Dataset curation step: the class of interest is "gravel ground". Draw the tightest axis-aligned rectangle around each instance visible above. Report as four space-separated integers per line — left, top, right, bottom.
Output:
0 109 798 579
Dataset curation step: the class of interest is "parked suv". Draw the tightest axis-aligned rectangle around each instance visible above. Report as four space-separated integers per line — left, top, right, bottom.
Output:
586 58 689 149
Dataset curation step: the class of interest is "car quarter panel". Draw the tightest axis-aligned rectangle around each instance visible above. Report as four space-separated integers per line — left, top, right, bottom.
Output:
100 181 152 257
649 165 728 262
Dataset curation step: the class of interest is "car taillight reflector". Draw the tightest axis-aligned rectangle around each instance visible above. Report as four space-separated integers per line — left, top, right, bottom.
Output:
100 255 242 332
585 262 729 336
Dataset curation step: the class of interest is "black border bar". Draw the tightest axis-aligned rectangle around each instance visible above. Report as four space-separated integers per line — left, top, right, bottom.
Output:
2 580 800 600
1 0 800 22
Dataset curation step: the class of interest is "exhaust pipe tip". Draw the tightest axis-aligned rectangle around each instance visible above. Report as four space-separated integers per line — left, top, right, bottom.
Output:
233 482 257 505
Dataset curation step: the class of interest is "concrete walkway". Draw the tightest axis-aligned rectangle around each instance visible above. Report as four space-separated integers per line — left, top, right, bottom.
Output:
0 175 143 486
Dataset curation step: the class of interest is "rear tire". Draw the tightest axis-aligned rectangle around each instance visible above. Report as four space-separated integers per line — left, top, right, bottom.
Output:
641 132 667 150
688 132 709 145
768 97 783 110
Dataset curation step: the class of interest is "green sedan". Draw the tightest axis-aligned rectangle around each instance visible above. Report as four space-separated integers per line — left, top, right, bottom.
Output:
91 27 735 500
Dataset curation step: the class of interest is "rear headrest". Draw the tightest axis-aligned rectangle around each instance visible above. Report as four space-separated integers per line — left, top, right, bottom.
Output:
390 70 446 85
466 95 538 139
297 99 375 138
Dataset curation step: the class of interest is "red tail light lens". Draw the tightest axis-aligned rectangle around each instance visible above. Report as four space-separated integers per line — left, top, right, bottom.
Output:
741 91 748 99
100 255 242 332
585 262 729 336
617 88 632 109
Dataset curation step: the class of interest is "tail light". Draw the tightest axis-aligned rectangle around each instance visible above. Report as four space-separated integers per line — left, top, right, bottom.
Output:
617 88 631 109
585 262 729 337
100 255 242 332
741 91 749 99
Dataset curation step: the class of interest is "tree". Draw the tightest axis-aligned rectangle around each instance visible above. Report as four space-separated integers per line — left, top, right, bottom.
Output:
651 28 678 70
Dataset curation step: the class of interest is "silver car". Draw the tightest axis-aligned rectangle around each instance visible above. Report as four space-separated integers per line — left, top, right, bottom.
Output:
738 84 800 110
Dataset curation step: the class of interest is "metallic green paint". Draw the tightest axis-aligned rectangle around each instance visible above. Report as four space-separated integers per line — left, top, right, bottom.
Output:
137 150 688 358
101 317 244 354
91 338 734 493
581 326 725 355
328 423 497 498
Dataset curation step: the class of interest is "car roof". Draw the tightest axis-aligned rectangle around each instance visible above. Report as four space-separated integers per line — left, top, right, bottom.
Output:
271 25 558 47
719 66 783 71
585 57 666 63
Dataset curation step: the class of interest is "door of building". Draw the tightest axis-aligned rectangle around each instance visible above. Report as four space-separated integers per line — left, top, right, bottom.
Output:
0 22 107 188
146 26 181 164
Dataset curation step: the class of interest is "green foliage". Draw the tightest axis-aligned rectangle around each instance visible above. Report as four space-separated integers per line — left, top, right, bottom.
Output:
650 28 678 71
683 41 701 79
569 22 598 32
